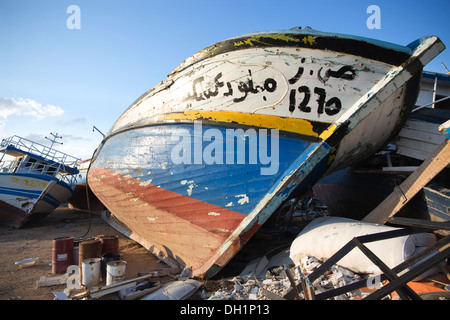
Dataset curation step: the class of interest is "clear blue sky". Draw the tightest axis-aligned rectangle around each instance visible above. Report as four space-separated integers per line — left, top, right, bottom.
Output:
1 0 449 159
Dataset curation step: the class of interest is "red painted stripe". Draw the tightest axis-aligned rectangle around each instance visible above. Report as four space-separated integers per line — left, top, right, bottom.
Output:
89 167 246 236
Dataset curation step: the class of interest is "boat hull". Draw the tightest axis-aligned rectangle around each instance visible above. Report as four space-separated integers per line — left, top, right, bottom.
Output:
89 123 332 275
87 29 444 277
0 173 73 228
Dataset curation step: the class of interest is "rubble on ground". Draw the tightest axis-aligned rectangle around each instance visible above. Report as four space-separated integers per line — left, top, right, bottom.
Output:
15 217 450 300
201 255 369 300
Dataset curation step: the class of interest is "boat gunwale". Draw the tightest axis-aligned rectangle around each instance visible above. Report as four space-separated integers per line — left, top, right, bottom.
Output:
169 29 416 77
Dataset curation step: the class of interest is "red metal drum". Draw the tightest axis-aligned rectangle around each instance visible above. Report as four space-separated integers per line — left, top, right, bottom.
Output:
99 235 119 255
52 237 74 274
78 239 102 268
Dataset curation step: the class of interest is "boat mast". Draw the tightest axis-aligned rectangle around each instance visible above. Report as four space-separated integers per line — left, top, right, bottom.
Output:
442 62 450 74
45 132 63 153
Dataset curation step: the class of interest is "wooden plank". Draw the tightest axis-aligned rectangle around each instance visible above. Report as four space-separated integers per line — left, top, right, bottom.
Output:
396 145 432 161
284 265 301 300
387 217 450 231
363 139 450 224
382 166 418 173
403 119 441 134
396 138 441 155
72 274 154 299
410 108 450 124
422 187 450 222
398 127 445 145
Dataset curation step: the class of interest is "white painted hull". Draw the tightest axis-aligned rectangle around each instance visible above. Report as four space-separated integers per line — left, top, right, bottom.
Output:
0 173 73 228
110 47 392 134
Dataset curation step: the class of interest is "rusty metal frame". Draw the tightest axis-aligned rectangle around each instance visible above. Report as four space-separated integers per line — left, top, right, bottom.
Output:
283 219 450 300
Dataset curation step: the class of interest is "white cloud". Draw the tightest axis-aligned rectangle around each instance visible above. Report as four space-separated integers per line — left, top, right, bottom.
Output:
0 97 64 120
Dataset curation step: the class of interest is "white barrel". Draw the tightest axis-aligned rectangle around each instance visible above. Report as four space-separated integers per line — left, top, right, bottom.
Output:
81 258 101 287
106 260 127 286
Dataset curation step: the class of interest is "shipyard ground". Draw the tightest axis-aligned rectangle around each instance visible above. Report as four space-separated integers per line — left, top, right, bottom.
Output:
0 205 168 300
1 205 449 301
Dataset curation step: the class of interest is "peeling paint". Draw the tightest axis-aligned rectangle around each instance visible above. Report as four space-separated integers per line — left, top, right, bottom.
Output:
160 162 168 169
236 194 249 205
180 179 197 196
139 179 153 186
187 184 194 196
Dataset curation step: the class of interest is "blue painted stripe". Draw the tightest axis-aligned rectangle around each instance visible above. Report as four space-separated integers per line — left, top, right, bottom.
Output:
42 193 61 208
0 186 42 198
0 182 65 209
95 123 328 216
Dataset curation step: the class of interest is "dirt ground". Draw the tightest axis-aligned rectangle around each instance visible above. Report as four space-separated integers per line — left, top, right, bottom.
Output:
0 206 171 300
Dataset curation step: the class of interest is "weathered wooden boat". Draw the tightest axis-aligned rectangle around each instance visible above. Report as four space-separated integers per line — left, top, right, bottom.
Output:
87 27 445 278
0 134 80 228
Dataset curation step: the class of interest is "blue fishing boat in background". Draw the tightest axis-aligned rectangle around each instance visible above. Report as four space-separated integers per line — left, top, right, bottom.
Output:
0 134 80 228
87 27 445 278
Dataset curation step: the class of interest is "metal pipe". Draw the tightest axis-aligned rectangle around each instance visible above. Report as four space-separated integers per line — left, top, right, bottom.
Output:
412 95 450 113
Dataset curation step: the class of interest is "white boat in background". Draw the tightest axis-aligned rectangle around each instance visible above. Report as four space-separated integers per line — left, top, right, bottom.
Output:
0 133 80 228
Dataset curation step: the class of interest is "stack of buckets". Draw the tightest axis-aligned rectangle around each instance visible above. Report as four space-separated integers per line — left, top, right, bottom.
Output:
52 235 127 287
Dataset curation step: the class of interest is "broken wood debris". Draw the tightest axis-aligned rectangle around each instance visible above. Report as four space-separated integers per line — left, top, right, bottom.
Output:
37 274 68 287
119 281 161 300
363 138 450 224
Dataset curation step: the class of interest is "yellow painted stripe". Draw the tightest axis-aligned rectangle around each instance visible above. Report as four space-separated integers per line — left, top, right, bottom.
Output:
158 111 335 140
233 34 318 47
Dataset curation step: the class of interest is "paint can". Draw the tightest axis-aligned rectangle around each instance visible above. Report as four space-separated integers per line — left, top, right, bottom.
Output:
78 239 102 268
52 237 74 274
106 260 127 286
99 235 119 255
81 258 101 287
101 253 122 281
